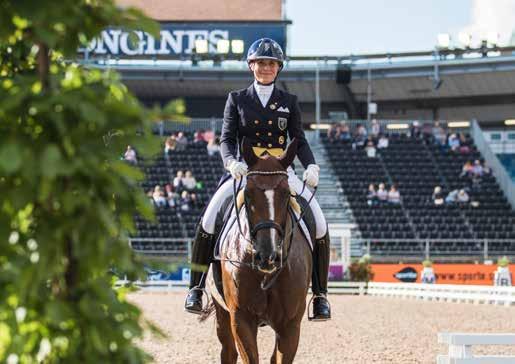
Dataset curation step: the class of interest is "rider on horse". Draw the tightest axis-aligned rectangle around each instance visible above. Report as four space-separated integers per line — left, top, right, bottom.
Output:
184 38 331 321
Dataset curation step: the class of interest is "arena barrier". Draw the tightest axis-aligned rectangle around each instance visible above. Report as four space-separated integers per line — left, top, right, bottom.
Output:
116 280 367 294
437 333 515 364
367 282 515 306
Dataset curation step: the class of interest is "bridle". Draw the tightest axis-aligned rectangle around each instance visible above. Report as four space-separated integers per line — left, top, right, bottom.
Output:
218 169 316 290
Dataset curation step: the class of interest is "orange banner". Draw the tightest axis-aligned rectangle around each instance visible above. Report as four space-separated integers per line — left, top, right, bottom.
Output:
371 264 515 285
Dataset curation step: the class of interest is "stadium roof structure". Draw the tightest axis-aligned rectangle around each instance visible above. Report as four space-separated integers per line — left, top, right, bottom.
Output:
85 46 515 122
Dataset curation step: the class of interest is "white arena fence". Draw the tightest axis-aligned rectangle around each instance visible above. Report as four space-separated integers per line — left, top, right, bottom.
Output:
116 280 515 306
437 333 515 364
367 282 515 306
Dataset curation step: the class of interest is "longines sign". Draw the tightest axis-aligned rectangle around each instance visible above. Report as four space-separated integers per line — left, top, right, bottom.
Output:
78 22 287 57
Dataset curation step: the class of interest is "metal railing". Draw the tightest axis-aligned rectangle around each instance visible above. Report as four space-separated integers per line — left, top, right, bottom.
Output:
353 238 515 261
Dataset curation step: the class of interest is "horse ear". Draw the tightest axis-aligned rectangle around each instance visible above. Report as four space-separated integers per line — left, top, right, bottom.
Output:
241 137 258 167
278 138 298 169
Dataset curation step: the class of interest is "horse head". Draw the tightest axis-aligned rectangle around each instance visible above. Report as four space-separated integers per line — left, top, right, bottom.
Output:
241 137 298 273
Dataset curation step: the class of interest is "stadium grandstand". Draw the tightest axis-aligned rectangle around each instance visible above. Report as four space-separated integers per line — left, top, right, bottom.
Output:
92 0 515 277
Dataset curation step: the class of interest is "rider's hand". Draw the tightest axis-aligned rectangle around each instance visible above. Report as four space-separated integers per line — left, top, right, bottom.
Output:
303 164 320 187
226 160 248 180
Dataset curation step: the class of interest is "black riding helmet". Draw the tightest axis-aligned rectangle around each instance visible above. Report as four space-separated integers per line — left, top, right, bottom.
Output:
246 38 285 72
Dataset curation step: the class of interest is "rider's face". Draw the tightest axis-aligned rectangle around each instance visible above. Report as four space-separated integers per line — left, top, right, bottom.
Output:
250 60 280 84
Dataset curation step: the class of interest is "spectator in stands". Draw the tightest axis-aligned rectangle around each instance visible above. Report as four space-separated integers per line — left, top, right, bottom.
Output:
175 132 188 151
459 161 473 179
410 121 422 139
387 185 401 205
432 186 444 206
377 134 389 149
339 123 351 141
173 170 184 191
482 161 492 176
472 159 484 177
366 184 378 206
124 145 137 165
445 189 459 205
365 139 376 158
182 170 197 191
164 135 176 157
207 138 220 157
152 185 167 208
190 192 200 208
354 123 368 147
179 191 192 212
377 183 388 203
457 189 470 205
165 184 178 208
422 122 433 140
448 133 460 152
327 124 338 143
458 133 471 154
432 121 447 148
193 130 206 144
370 119 381 140
203 128 215 143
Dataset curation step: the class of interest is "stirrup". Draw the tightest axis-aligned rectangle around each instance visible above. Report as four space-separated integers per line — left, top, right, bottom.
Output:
185 286 209 315
307 294 331 322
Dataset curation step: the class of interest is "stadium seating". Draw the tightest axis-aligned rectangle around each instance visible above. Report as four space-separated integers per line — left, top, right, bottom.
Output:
131 138 224 253
323 131 515 257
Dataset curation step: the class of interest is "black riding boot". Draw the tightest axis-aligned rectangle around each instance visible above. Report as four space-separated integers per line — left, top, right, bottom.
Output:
310 232 331 321
184 224 215 314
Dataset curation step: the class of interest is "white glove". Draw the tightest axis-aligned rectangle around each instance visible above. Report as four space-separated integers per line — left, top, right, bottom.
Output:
226 160 248 180
303 164 320 187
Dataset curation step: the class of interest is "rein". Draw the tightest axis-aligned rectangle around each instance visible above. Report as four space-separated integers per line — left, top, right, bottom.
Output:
219 170 317 290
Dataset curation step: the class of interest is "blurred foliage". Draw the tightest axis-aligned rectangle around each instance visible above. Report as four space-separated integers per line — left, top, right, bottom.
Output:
0 1 185 362
348 255 374 282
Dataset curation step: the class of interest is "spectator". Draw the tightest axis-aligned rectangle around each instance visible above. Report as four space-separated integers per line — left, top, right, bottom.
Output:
410 121 422 139
164 135 176 156
377 134 389 149
354 123 368 147
432 186 444 206
387 185 401 204
182 170 197 191
377 183 388 203
365 140 376 158
190 192 200 208
472 159 484 177
457 189 470 205
458 133 471 154
173 170 184 191
152 185 167 208
366 184 378 206
370 119 381 140
327 124 338 143
482 162 492 176
175 132 188 151
179 191 192 212
459 161 473 179
207 138 220 157
422 122 433 140
432 121 447 147
445 189 459 204
124 145 137 165
193 130 205 144
339 123 351 141
164 184 178 208
203 128 215 143
448 133 460 151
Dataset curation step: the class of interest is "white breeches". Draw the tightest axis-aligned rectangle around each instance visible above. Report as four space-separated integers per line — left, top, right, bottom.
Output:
202 167 327 239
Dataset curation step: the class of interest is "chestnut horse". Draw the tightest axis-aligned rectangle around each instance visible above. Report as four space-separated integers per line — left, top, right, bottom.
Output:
204 138 312 364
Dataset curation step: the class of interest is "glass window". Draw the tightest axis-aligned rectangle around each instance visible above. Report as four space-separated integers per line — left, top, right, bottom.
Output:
490 133 502 140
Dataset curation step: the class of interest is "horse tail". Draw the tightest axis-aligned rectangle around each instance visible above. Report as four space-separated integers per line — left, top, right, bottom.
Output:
198 301 216 322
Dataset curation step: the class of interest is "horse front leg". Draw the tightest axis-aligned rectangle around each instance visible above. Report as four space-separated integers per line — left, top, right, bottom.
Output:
230 310 259 364
270 320 302 364
214 302 238 364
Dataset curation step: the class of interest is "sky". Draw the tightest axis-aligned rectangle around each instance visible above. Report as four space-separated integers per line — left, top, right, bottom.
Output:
285 0 515 55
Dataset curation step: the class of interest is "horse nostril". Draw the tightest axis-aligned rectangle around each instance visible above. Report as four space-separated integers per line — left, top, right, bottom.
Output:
254 251 262 263
269 252 277 264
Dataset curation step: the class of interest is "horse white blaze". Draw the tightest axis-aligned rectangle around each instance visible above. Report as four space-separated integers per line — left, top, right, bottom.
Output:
264 189 276 254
